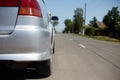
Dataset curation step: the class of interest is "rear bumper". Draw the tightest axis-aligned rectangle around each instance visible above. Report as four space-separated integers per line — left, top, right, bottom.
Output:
0 51 51 61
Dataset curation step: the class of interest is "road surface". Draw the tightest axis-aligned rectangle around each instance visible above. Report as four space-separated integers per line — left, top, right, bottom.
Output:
28 33 120 80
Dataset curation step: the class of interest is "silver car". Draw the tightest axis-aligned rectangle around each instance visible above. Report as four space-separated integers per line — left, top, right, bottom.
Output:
0 0 58 78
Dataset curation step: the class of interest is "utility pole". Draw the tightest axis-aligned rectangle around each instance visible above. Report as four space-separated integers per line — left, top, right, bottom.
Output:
82 3 86 36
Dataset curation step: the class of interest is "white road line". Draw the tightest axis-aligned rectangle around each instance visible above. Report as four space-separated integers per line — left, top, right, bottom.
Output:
79 44 86 48
70 39 73 40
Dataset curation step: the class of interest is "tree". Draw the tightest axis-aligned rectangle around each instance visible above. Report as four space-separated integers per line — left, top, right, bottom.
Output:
89 17 97 27
73 8 84 33
103 7 120 38
63 19 73 33
53 21 58 27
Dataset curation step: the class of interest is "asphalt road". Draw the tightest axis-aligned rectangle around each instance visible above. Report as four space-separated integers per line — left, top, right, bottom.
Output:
2 33 120 80
28 33 120 80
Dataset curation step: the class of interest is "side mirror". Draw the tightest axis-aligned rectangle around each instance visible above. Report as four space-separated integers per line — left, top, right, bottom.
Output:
51 16 59 21
51 16 59 27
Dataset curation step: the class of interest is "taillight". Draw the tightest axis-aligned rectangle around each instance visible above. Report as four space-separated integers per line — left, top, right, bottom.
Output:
18 0 43 18
0 0 20 6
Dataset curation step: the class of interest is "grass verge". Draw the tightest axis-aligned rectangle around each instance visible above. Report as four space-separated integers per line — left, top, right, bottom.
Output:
74 34 120 43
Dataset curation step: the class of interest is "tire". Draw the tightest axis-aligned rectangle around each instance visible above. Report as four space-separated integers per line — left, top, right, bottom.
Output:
53 42 55 54
37 59 51 78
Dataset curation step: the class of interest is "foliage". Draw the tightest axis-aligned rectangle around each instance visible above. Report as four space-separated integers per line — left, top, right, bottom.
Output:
89 17 97 27
53 21 59 27
103 7 120 38
63 8 84 34
63 19 73 33
85 26 95 36
73 8 84 33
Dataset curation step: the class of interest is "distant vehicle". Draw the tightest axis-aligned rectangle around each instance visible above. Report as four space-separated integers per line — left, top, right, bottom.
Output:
0 0 58 78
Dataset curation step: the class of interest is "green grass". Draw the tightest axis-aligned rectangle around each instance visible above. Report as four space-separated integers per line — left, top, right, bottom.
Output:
74 34 120 43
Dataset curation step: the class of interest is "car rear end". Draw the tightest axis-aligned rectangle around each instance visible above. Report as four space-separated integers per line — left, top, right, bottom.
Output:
0 0 52 77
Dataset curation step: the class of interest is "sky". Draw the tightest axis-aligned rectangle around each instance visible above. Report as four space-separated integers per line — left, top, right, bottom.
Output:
44 0 120 32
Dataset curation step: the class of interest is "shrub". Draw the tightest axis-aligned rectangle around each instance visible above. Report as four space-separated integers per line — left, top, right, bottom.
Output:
85 26 95 36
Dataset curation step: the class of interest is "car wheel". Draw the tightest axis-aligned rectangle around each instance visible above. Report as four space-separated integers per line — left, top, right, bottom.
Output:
53 42 55 54
37 59 51 78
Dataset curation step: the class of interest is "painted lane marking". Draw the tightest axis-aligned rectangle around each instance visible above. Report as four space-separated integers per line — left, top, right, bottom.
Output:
79 44 86 48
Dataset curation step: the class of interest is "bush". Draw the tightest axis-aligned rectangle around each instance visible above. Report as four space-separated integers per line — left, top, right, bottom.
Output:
85 26 95 36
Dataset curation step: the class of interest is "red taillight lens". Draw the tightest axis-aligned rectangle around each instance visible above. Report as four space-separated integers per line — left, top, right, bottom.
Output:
18 0 43 18
0 0 20 6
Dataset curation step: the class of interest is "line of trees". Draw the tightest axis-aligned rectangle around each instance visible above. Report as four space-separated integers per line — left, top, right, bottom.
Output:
63 7 120 39
63 8 84 34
